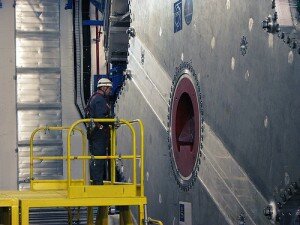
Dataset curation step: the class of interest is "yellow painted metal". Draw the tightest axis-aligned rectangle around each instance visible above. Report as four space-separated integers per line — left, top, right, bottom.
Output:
67 155 135 160
81 126 87 185
11 204 19 225
17 193 146 225
29 126 86 190
0 118 160 225
139 204 145 225
0 194 19 225
29 119 143 197
148 218 164 225
87 206 94 225
129 119 145 197
21 201 29 225
67 119 114 187
0 189 147 224
119 119 145 197
66 118 137 198
31 179 84 190
68 185 137 198
111 127 116 184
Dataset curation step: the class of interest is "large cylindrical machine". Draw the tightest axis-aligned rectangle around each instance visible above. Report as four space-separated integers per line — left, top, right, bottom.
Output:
114 0 300 224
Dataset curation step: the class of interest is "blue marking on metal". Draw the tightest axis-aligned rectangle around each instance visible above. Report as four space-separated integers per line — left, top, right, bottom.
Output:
64 0 72 10
109 64 126 97
179 203 185 222
93 64 126 97
174 0 182 33
0 0 3 9
90 0 105 12
83 20 104 26
184 0 193 25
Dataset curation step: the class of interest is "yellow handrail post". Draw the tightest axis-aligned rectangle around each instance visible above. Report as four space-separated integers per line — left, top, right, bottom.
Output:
29 127 43 190
29 118 142 199
148 218 164 225
30 126 86 190
67 122 79 188
110 126 114 184
127 119 145 196
119 119 136 186
112 126 117 184
67 119 117 192
81 130 87 185
137 120 145 197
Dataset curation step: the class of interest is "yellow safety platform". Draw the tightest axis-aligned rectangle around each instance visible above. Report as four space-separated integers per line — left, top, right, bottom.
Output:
0 118 163 225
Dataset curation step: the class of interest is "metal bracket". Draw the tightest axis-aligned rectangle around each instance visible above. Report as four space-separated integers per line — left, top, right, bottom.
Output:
237 213 246 225
110 11 130 23
262 12 280 33
264 181 299 223
126 27 136 38
240 36 248 56
44 126 50 134
114 117 120 129
123 69 133 80
141 48 145 65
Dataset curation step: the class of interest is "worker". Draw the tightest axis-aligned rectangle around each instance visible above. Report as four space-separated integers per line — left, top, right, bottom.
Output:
88 78 112 185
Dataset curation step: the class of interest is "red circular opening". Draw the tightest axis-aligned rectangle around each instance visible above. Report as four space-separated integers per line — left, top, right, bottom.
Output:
171 76 200 178
175 93 194 152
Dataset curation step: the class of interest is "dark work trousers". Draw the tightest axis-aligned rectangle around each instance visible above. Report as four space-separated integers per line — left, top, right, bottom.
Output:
89 128 109 185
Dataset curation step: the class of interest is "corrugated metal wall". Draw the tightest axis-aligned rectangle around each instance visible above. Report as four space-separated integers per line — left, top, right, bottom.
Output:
0 0 18 190
15 0 62 189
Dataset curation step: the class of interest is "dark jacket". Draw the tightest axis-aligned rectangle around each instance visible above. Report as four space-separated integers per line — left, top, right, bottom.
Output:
89 93 111 140
90 93 110 119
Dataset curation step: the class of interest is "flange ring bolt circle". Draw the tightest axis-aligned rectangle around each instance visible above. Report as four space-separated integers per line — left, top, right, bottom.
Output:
168 62 204 191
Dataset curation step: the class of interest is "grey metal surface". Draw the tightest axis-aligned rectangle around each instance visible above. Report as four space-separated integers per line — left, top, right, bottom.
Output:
127 38 172 129
114 0 300 224
116 80 227 225
16 0 62 189
104 0 130 63
201 126 268 225
17 110 62 142
17 73 61 104
118 37 269 224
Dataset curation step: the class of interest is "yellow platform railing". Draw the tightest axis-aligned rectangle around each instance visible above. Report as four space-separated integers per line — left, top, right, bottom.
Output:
29 118 145 198
27 118 163 225
29 126 87 190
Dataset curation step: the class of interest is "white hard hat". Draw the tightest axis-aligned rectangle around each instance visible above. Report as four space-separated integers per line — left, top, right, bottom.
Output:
97 78 112 88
